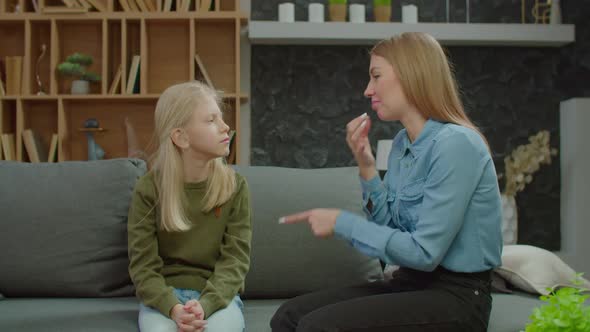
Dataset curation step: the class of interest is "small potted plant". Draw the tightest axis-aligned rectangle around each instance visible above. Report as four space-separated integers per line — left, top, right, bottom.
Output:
373 0 392 22
328 0 347 22
522 274 590 331
57 53 101 95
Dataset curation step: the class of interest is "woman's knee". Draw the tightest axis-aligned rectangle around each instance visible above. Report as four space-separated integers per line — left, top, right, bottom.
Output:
270 299 303 330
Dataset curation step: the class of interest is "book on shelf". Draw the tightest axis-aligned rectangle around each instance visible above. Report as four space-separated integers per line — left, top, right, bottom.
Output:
126 55 141 94
42 6 88 13
118 0 131 11
194 54 214 88
48 133 58 163
86 0 108 11
163 0 172 12
127 0 140 12
109 64 123 94
22 129 48 163
1 134 15 161
144 0 157 11
5 56 23 95
61 0 81 8
135 0 150 12
0 78 5 97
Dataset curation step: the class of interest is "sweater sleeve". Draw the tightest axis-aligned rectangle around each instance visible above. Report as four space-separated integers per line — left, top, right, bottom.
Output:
199 175 252 318
127 175 180 318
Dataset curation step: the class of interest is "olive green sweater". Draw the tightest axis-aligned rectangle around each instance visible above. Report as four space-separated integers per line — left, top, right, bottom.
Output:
127 172 251 319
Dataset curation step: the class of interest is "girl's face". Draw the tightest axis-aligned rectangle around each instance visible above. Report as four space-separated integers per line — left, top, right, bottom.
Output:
182 96 231 160
364 54 411 121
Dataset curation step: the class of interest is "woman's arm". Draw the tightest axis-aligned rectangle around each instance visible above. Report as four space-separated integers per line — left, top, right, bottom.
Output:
335 133 488 271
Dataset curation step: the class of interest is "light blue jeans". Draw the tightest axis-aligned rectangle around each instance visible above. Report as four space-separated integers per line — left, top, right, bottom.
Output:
138 288 245 332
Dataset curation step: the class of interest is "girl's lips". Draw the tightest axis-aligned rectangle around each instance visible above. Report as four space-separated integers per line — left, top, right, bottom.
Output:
221 138 230 143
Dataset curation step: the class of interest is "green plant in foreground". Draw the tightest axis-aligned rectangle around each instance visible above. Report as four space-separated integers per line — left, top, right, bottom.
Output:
523 274 590 332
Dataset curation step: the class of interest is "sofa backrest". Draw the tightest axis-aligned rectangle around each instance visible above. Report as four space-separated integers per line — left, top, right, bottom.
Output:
234 166 383 299
0 158 146 297
0 160 382 299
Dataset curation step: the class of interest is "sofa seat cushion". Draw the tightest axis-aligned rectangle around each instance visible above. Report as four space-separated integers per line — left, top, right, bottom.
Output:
488 292 547 332
0 297 139 331
0 293 551 332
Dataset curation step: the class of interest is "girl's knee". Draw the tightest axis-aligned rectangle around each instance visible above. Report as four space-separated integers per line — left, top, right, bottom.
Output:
205 301 245 332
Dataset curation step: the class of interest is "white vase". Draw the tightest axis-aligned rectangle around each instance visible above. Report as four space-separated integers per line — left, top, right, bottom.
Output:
501 194 518 245
550 0 562 24
278 3 295 23
349 4 365 23
308 3 324 23
71 80 89 95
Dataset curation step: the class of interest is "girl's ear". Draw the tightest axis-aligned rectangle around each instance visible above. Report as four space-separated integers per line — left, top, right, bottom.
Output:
170 128 189 149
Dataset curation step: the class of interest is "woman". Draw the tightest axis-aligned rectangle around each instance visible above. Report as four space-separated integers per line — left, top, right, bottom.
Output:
272 32 502 332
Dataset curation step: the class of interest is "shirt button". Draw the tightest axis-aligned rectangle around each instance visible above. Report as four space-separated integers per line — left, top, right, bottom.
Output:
474 290 479 295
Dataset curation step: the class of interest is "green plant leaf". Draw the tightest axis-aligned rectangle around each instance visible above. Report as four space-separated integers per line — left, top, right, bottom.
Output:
65 52 93 66
82 72 101 82
374 0 392 6
57 62 84 78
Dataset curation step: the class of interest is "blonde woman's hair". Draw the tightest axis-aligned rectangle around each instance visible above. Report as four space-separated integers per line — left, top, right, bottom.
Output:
150 81 236 232
371 32 488 146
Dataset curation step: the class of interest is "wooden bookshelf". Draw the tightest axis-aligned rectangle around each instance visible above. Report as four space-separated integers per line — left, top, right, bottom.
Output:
0 0 247 164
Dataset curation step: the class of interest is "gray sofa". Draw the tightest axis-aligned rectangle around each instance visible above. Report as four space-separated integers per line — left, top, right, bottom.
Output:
0 158 544 332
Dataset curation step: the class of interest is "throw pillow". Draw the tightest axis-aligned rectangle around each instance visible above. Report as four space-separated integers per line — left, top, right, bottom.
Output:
495 245 590 295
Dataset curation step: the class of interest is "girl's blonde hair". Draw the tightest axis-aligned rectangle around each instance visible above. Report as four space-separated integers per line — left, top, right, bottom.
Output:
150 81 236 232
371 32 488 146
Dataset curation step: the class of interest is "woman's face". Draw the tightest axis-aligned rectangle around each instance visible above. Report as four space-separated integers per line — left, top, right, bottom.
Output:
364 54 411 121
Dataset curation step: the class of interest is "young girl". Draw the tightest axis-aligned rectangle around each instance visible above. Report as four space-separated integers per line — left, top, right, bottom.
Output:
128 81 251 332
274 32 502 331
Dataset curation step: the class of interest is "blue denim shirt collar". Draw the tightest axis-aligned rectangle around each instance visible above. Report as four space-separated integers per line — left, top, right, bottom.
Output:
400 118 444 158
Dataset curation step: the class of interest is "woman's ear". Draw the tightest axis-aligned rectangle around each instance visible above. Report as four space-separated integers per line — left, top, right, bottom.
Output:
170 128 189 149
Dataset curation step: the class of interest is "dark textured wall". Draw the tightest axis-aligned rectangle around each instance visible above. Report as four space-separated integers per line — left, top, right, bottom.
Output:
250 0 590 250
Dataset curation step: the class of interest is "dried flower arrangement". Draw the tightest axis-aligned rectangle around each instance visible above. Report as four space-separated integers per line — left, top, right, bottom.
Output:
501 130 558 197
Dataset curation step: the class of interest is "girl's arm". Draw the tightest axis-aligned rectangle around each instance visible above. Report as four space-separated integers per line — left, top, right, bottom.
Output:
198 175 252 319
127 175 180 318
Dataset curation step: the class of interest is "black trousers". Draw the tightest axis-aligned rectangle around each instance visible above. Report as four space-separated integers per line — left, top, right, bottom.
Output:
270 266 493 332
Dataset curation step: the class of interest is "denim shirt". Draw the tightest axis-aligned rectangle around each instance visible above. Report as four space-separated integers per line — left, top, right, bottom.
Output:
335 119 502 272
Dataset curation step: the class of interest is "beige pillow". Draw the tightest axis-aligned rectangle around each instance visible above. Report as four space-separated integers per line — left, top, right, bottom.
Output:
495 245 590 295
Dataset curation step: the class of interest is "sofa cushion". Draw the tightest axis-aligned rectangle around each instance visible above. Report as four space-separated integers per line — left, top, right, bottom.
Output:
495 245 590 295
234 166 384 299
0 158 146 297
0 297 138 331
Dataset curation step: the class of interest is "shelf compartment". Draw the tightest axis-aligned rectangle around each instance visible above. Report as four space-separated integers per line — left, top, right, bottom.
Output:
0 21 25 56
55 19 104 94
145 18 191 94
20 99 58 162
122 18 141 94
61 98 156 161
194 19 236 93
27 20 52 96
0 100 18 160
216 0 236 12
107 19 123 94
